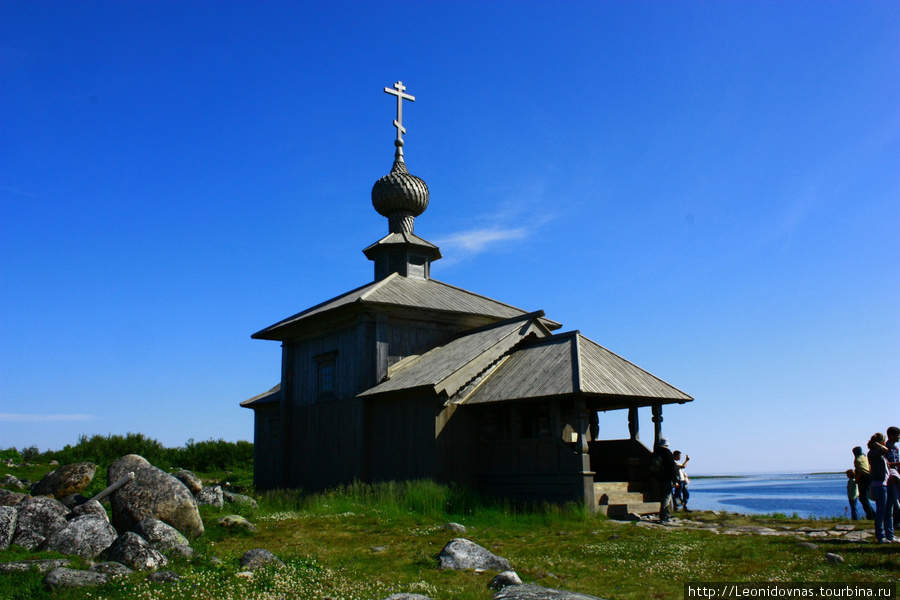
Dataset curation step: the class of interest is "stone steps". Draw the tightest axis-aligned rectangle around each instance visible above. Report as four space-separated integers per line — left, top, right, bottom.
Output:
594 481 658 518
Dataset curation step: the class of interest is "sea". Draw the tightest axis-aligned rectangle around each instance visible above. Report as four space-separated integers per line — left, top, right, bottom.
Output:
687 472 851 519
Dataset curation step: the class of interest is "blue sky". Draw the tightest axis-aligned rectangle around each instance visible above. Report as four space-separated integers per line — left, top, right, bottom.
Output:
1 1 897 474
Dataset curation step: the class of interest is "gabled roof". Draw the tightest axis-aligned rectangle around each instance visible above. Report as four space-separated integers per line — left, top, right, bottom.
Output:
240 384 281 409
359 311 552 399
252 272 561 340
460 331 693 407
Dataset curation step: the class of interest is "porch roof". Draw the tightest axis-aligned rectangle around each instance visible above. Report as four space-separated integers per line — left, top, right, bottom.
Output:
460 330 692 406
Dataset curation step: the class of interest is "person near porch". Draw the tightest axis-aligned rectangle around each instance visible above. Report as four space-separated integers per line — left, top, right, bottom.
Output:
653 438 677 523
853 446 875 519
673 450 690 512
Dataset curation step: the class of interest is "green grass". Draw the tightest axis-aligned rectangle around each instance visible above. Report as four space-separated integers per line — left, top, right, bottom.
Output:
2 478 897 600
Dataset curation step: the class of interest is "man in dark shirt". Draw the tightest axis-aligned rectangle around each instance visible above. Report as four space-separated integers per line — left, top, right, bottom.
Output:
654 438 677 523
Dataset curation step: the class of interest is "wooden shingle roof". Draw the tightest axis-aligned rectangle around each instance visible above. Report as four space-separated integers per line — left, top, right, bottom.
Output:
240 384 281 409
252 272 560 340
359 312 552 399
461 331 692 407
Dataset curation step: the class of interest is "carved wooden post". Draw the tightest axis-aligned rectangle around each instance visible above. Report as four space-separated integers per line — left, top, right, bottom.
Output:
628 406 639 441
652 404 663 448
589 410 599 442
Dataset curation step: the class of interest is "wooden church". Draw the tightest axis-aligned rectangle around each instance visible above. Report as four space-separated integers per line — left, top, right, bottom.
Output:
242 82 693 515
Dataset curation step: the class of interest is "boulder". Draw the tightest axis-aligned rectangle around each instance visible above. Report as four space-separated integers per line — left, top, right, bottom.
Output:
90 562 134 578
32 462 97 499
44 567 108 590
218 514 258 532
224 491 259 509
0 488 28 506
134 518 192 554
105 531 169 571
0 505 18 550
490 571 524 590
147 570 181 583
108 454 204 538
71 499 109 521
12 496 69 550
239 548 284 571
0 559 70 573
171 470 202 495
0 474 25 489
41 514 118 559
382 595 434 600
197 485 224 508
443 522 467 534
493 584 608 600
826 553 844 565
438 538 511 571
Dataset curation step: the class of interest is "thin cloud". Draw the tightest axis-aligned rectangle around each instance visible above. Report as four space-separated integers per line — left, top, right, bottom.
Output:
436 227 529 254
0 413 95 422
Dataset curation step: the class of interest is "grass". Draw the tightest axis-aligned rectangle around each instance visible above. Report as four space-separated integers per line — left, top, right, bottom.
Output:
2 471 898 600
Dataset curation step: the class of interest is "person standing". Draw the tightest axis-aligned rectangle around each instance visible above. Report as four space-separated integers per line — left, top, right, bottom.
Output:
674 450 691 512
853 446 875 519
653 438 677 523
846 469 861 520
886 426 900 529
867 433 894 543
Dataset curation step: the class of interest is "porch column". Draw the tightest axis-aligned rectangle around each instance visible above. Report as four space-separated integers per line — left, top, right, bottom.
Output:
651 403 663 448
589 410 599 442
628 406 639 441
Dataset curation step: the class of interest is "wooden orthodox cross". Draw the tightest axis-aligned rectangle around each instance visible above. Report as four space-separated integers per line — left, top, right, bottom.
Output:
384 81 415 144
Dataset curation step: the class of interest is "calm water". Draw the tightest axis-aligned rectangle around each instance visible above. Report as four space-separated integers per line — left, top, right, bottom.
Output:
687 473 850 519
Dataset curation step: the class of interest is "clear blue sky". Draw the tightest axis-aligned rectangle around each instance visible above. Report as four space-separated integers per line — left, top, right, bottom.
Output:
1 1 897 474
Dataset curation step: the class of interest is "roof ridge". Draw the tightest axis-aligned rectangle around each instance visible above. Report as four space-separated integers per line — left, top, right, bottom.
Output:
358 271 399 302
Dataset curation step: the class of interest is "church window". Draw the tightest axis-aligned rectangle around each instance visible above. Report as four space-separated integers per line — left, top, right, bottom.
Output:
315 352 337 400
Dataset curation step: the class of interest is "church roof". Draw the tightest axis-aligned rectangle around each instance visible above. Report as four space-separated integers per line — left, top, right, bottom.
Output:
240 384 281 408
460 331 692 407
359 312 552 399
252 272 561 340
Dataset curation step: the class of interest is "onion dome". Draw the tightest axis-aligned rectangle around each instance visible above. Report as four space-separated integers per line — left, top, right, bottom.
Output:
372 140 429 235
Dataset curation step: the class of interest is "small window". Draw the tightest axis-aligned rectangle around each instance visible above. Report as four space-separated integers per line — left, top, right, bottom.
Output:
315 352 337 400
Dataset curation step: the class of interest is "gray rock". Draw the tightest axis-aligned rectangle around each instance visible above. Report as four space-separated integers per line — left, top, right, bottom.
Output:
490 570 524 590
197 485 224 508
60 494 91 510
224 491 259 509
834 524 855 531
41 514 118 559
12 496 69 550
171 470 202 495
494 584 608 600
218 514 258 532
438 538 511 571
0 474 25 489
0 488 28 506
825 553 844 565
796 541 820 550
105 531 169 571
71 499 109 521
239 548 284 571
147 570 180 583
44 567 108 590
90 561 134 577
108 454 204 538
443 522 467 534
32 462 97 499
382 595 434 600
134 518 192 554
0 505 18 550
0 558 70 573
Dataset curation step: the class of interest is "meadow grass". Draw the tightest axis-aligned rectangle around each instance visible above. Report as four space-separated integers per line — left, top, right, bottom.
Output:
2 476 898 600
